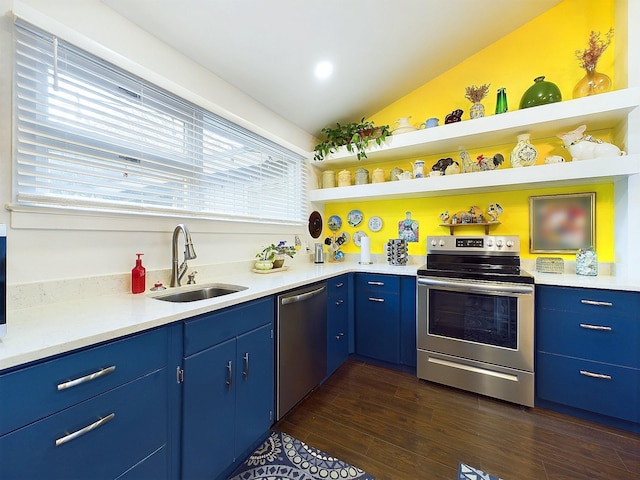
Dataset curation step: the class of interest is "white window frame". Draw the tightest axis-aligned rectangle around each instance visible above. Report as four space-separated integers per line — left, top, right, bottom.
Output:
11 20 308 231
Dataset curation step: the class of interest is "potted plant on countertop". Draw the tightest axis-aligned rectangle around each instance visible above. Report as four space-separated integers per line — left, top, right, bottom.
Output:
313 117 391 161
255 241 297 270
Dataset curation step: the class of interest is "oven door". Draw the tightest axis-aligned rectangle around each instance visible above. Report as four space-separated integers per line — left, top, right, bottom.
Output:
417 276 534 373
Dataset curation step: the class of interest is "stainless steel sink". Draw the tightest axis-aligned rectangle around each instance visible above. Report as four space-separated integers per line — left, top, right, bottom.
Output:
152 283 247 303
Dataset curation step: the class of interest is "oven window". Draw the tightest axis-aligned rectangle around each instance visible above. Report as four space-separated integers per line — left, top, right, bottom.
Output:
428 289 517 349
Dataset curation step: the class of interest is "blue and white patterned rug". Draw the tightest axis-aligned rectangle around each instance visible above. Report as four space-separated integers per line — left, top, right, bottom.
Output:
458 462 502 480
227 430 375 480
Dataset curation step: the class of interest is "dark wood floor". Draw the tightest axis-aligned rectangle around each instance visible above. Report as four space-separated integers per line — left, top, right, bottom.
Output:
276 358 640 480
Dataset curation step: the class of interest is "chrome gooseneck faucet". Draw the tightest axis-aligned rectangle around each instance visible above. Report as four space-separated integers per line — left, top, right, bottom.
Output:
170 224 197 287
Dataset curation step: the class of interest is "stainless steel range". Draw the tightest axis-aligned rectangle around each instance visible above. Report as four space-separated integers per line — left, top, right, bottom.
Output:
417 235 535 407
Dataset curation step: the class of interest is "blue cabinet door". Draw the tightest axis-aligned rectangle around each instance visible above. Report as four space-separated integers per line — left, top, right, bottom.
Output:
181 338 236 480
355 274 400 364
327 275 349 376
235 324 274 459
400 276 417 368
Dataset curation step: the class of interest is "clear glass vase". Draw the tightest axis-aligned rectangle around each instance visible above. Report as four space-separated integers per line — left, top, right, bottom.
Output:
573 66 612 99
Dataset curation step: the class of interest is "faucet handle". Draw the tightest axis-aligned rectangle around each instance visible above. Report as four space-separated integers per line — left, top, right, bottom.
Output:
187 271 198 285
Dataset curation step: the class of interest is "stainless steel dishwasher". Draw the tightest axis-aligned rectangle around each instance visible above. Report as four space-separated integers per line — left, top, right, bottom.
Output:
276 282 327 420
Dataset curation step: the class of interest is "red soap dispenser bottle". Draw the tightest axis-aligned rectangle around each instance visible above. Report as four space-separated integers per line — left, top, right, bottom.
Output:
131 253 146 294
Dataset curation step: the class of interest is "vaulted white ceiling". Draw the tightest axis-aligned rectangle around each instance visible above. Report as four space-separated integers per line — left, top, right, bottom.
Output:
101 0 562 136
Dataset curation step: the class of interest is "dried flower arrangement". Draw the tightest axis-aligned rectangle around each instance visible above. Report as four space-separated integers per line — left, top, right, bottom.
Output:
576 28 614 71
465 84 491 103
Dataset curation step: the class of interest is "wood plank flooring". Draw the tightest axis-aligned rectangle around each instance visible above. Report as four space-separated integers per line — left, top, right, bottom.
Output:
276 358 640 480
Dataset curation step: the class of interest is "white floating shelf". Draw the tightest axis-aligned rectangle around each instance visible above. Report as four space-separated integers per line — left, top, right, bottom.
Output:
311 88 640 169
309 155 640 204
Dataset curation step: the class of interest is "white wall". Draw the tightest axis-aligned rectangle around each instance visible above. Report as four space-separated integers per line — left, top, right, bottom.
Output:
1 0 318 285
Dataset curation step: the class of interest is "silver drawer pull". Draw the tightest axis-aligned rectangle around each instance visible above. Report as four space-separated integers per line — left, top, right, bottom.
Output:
226 361 233 389
335 299 344 305
55 413 115 446
579 323 612 331
580 299 613 307
335 332 345 340
335 282 344 288
367 281 384 286
580 370 612 380
243 353 250 379
368 297 385 303
57 366 116 391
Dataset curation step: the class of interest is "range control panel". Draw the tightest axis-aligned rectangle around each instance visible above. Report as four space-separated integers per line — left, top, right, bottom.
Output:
427 235 520 254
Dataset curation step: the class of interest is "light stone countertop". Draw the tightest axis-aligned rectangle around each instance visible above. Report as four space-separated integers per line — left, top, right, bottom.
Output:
2 258 639 372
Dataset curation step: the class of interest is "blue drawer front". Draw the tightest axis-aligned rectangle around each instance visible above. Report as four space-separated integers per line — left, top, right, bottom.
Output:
536 352 639 423
183 296 274 356
0 369 168 479
537 309 640 368
356 273 400 295
0 328 167 436
536 285 640 318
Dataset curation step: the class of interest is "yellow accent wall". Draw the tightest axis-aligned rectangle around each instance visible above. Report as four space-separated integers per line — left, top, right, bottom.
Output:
324 0 616 262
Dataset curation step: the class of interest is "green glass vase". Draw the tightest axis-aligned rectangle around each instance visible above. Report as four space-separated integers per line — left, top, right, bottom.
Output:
519 76 562 109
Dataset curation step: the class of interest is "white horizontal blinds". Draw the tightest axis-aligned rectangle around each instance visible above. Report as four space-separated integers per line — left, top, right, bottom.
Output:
13 20 307 223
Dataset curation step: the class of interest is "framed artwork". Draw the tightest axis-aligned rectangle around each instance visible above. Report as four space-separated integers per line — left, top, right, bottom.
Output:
529 193 595 253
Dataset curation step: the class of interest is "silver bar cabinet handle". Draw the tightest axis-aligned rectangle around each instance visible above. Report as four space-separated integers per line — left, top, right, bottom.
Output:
226 361 233 389
335 299 344 305
579 323 612 331
367 281 384 286
369 297 385 303
580 370 612 380
335 282 344 288
243 353 250 379
580 299 613 307
57 366 116 391
55 413 115 446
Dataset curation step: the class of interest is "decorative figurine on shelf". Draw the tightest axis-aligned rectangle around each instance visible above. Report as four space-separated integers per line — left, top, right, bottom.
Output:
439 211 450 223
557 124 624 161
444 109 463 124
445 162 461 175
431 157 458 175
465 83 490 119
458 148 475 173
487 203 504 222
477 153 505 171
573 28 614 99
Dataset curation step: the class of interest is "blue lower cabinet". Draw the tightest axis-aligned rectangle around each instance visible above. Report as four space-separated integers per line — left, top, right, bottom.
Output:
355 274 400 364
537 352 639 423
0 369 168 480
399 276 417 369
536 285 640 430
181 297 274 480
327 274 350 376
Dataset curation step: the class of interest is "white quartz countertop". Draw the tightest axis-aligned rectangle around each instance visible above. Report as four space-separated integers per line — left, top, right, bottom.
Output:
2 260 638 371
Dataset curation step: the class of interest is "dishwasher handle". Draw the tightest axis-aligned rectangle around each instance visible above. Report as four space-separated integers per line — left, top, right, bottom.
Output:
280 285 326 305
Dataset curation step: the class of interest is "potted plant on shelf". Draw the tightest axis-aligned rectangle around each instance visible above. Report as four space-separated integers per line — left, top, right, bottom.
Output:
313 117 391 161
255 241 297 270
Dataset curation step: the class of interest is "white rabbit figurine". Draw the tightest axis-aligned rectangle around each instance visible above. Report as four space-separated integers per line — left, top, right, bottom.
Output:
557 125 624 161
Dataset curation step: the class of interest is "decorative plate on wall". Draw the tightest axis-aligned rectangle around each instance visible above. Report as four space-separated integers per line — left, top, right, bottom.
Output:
308 211 323 238
347 209 363 227
368 216 383 232
353 230 367 246
327 215 342 232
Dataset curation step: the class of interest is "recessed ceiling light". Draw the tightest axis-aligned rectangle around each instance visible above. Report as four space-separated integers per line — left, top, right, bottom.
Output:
314 61 333 80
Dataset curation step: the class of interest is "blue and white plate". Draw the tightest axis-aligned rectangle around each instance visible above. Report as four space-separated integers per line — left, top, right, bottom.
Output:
347 209 363 227
353 230 367 246
327 215 342 232
368 216 383 232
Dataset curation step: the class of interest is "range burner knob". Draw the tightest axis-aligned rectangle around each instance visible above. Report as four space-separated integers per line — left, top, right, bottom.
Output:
431 239 437 247
496 239 504 248
439 239 446 247
486 239 493 247
506 240 514 248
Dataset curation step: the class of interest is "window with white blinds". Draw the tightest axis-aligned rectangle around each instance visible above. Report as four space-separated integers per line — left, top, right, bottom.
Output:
13 20 307 224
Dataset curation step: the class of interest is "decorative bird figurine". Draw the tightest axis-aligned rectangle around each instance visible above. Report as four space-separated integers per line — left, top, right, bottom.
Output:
487 203 504 221
439 210 450 223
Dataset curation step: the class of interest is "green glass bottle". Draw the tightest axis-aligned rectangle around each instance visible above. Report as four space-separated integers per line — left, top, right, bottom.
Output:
495 88 508 114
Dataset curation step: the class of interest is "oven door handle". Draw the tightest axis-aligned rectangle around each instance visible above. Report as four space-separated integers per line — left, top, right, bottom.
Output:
417 277 534 296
